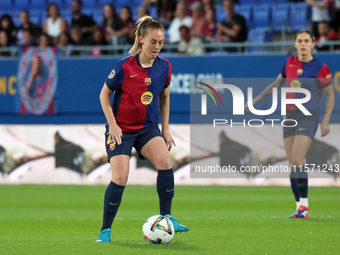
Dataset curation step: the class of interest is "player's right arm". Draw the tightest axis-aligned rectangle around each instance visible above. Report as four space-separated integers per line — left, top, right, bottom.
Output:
99 83 122 145
100 62 125 145
245 74 285 112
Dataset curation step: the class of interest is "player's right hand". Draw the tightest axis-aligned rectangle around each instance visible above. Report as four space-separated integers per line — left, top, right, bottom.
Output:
245 98 259 112
245 102 250 112
320 122 330 137
109 124 123 145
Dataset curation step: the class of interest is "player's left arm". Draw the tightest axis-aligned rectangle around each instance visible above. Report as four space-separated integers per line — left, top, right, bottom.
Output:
321 84 335 137
159 86 176 151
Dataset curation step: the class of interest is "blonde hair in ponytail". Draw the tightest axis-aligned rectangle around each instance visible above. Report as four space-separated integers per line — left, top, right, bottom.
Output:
128 15 165 55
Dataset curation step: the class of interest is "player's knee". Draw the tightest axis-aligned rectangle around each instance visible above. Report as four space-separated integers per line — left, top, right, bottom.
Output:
163 158 173 170
112 173 128 186
290 157 304 168
155 155 172 170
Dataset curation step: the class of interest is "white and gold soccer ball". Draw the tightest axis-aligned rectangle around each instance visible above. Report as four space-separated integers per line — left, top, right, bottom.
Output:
142 215 174 244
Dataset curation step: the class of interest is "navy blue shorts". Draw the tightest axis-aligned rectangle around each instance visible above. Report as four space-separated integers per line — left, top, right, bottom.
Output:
105 123 163 162
283 110 319 139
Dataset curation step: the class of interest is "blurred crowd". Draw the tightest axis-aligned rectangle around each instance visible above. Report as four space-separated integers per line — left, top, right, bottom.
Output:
0 0 339 57
0 0 140 56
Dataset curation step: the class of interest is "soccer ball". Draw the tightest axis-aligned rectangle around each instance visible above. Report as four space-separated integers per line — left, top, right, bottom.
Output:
142 215 174 244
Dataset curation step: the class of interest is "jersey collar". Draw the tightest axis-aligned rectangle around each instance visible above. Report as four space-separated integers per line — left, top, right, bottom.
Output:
136 52 157 70
296 55 315 64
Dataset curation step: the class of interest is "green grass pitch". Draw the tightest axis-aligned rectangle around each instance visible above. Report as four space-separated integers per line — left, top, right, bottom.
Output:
0 185 339 255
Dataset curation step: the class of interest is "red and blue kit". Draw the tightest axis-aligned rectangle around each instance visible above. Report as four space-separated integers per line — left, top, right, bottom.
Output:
280 56 332 138
105 53 171 133
281 56 332 111
104 53 171 160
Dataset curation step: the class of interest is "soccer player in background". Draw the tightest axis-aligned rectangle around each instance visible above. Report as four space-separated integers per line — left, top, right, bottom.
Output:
246 30 335 218
97 16 189 243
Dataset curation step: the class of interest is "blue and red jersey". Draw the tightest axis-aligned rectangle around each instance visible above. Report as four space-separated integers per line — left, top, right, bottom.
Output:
281 56 332 111
105 53 171 133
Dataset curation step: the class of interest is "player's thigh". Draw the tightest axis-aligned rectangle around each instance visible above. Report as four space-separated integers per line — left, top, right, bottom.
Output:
109 155 130 185
140 136 172 170
290 135 313 166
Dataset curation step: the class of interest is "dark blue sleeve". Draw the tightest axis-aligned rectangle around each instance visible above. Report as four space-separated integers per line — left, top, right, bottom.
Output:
280 61 287 78
105 61 125 91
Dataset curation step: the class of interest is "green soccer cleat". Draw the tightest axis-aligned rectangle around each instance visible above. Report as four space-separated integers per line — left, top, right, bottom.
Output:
165 214 189 233
96 228 111 243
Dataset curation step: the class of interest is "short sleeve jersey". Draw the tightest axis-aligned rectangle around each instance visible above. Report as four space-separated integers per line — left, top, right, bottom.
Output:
280 56 332 111
105 53 172 133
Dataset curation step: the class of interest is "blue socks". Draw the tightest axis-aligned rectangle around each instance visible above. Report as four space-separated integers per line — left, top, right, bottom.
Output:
157 168 174 216
296 166 308 198
101 181 125 231
290 166 309 203
100 169 174 230
290 171 300 202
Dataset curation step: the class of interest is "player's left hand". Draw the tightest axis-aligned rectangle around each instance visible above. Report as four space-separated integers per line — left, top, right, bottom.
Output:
162 130 176 151
320 122 330 137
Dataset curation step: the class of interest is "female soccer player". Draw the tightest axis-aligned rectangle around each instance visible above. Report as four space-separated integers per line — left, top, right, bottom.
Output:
96 16 189 243
246 30 335 218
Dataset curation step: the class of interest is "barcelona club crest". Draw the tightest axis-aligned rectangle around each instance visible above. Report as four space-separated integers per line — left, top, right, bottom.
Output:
144 78 152 86
297 69 303 75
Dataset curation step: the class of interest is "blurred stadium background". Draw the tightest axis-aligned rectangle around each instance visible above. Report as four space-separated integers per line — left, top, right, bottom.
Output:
1 2 340 255
0 0 339 186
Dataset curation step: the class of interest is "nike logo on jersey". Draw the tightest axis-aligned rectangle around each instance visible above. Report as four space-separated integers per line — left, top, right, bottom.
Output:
289 64 295 67
130 74 139 78
299 128 306 131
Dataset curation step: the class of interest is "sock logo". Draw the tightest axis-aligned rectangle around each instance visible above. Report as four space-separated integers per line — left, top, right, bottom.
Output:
166 189 174 192
109 202 119 205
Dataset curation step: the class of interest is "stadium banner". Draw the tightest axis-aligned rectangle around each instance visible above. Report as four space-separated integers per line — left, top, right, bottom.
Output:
0 124 338 186
16 47 58 115
0 53 340 124
0 59 18 115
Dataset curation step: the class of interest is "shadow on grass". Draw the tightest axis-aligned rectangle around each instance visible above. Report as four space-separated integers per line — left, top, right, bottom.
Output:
114 240 200 251
304 217 340 223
